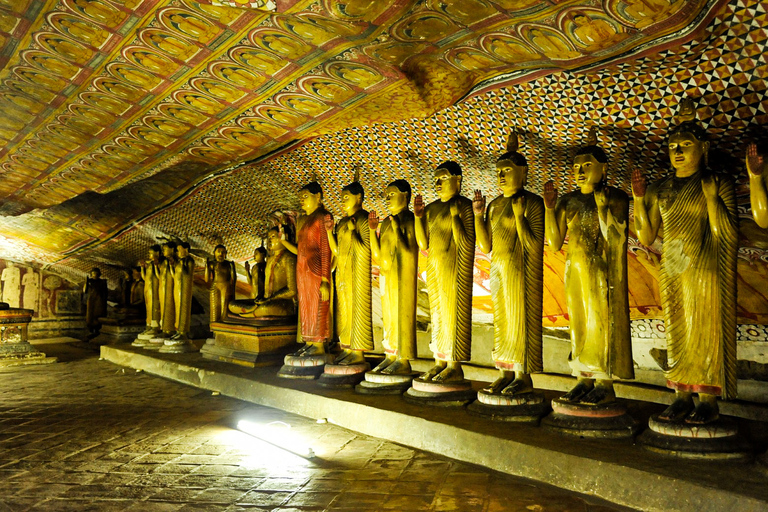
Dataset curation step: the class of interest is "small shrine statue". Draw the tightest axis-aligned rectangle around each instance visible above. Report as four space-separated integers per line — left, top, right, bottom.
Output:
414 161 475 384
129 266 145 313
229 226 297 318
544 127 632 405
157 241 177 339
205 244 236 323
633 99 738 424
139 244 163 336
245 244 267 300
473 131 544 396
280 181 333 356
747 143 768 228
369 179 418 375
324 177 373 365
171 242 195 341
83 267 108 337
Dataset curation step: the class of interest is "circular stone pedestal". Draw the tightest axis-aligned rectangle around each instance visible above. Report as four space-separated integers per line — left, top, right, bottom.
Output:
467 390 549 423
403 378 476 406
541 398 640 439
317 362 370 388
277 353 333 379
158 338 196 354
131 331 155 347
144 336 168 351
638 415 751 460
356 371 419 395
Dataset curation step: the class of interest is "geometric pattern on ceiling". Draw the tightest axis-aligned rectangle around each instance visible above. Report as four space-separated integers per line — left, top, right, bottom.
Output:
0 0 725 217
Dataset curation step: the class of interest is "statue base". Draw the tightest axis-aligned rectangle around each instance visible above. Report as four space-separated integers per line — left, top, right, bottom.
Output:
318 362 370 388
638 415 751 460
145 335 170 351
90 317 145 345
542 398 640 439
355 371 419 395
277 352 333 380
403 378 476 406
158 338 196 354
200 320 297 368
131 330 156 347
467 390 549 423
0 308 57 367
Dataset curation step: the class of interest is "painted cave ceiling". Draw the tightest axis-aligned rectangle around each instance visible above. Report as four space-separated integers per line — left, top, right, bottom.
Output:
0 0 767 322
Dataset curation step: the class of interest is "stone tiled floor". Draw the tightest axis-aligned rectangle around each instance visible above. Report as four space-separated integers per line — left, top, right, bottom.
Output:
0 343 630 512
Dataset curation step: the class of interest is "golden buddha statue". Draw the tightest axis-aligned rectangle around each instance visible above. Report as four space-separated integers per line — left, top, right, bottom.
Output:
414 161 475 383
229 226 297 319
245 244 267 300
279 182 333 356
138 244 163 337
369 180 418 375
473 132 544 396
205 244 236 324
544 128 632 405
171 242 195 341
83 267 108 338
129 266 145 314
324 178 373 365
156 241 178 339
747 143 768 228
633 99 738 424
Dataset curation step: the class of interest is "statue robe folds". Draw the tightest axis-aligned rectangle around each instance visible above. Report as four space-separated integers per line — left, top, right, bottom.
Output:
173 256 195 335
142 261 161 327
84 278 108 329
379 211 418 360
297 208 332 342
425 196 475 362
159 260 175 333
335 209 373 352
649 171 738 399
557 187 632 381
488 192 544 372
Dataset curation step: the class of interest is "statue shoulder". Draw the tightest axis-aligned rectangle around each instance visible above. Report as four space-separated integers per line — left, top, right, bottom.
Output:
607 185 629 204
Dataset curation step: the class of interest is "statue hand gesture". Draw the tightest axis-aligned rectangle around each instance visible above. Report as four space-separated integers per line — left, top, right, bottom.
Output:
368 211 379 231
543 181 557 209
632 168 647 198
320 281 330 302
278 224 285 241
747 143 765 177
702 172 719 200
244 260 250 274
323 213 334 232
472 189 485 216
414 194 425 218
512 194 526 217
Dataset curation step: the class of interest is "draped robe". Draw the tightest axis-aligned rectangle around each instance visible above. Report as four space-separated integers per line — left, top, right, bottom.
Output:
297 208 332 342
335 209 373 351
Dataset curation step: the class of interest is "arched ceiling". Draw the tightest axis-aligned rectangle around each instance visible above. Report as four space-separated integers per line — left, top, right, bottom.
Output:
1 0 767 322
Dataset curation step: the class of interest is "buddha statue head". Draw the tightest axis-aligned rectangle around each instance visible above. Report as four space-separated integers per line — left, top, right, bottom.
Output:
162 241 177 260
385 179 411 216
573 127 607 194
496 131 527 197
213 244 227 262
298 181 323 215
177 241 190 259
88 267 101 279
434 160 462 202
253 244 267 263
341 176 364 217
132 266 142 281
668 99 709 178
148 244 162 261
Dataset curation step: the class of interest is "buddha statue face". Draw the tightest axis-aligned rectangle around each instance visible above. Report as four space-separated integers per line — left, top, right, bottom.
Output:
253 247 266 263
162 245 176 259
669 131 708 177
434 167 461 202
148 248 160 260
496 160 526 196
177 245 189 258
89 269 101 279
572 153 604 194
132 268 141 280
299 189 322 214
340 190 362 216
385 185 408 215
266 229 282 254
213 246 227 262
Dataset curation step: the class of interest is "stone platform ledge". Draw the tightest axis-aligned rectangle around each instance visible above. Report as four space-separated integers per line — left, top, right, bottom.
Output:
100 344 768 512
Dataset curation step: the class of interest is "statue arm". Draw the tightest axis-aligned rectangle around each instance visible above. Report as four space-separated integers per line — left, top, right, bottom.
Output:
414 212 428 251
326 223 339 257
270 260 298 301
707 174 739 239
369 221 381 262
518 196 545 252
749 172 768 228
633 180 661 246
450 201 471 245
545 197 567 251
474 205 491 254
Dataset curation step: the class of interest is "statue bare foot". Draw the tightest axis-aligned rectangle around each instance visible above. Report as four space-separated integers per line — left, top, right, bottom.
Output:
372 356 395 373
381 358 412 375
292 343 310 356
434 365 464 383
484 375 515 394
686 398 719 425
301 343 325 356
338 350 365 365
580 383 616 405
561 380 594 402
333 349 350 364
501 377 534 396
658 395 695 422
420 362 447 381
